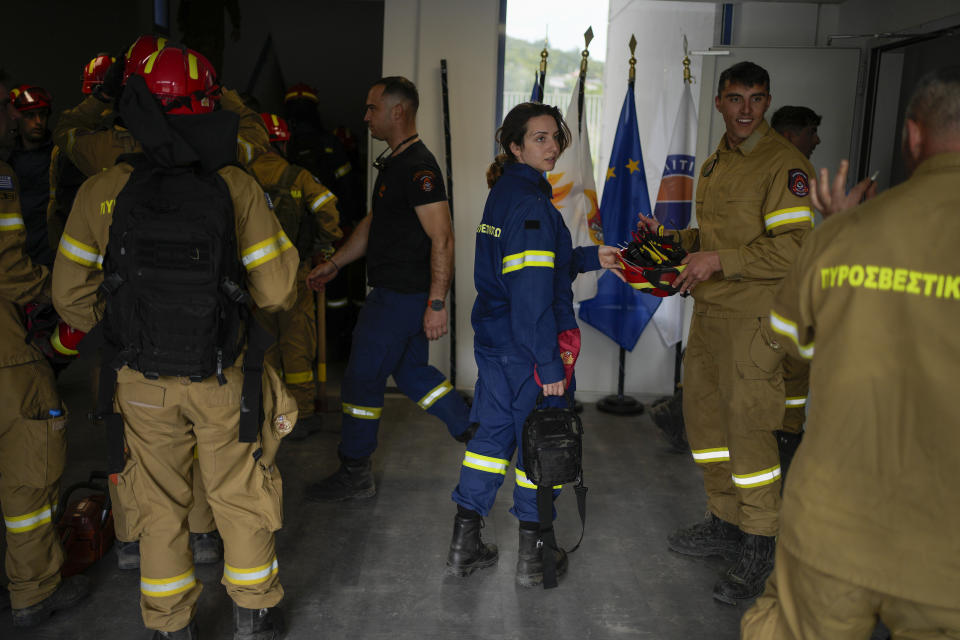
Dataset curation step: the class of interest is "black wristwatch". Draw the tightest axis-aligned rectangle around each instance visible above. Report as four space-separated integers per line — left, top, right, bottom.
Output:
429 298 445 311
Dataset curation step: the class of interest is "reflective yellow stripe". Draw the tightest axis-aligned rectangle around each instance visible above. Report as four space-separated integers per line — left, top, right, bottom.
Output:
5 504 53 533
515 468 561 490
143 51 159 75
785 396 806 408
732 465 782 488
309 190 335 212
271 114 280 127
318 363 326 383
237 138 254 165
327 298 348 308
223 558 279 586
334 162 351 178
0 213 25 231
342 403 382 419
418 380 452 410
462 451 509 475
187 53 198 80
140 569 196 597
241 231 293 269
764 207 813 231
769 310 814 359
51 331 79 356
284 89 318 102
284 370 314 385
691 447 730 463
502 250 555 274
59 233 103 269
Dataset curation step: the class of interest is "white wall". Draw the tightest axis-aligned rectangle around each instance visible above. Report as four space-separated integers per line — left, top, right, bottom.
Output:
380 0 501 391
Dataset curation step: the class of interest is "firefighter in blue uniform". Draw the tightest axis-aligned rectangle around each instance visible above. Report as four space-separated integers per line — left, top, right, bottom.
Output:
305 77 473 501
445 102 623 587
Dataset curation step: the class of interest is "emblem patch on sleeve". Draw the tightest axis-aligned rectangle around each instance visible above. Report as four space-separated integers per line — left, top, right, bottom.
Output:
788 169 809 197
263 192 274 210
414 170 437 193
0 176 14 191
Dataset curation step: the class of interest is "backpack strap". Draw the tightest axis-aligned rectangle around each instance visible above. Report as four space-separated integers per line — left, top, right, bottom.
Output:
277 163 301 192
238 316 275 443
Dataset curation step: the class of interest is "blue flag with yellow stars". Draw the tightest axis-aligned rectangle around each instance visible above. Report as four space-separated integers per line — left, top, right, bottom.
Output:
578 81 659 351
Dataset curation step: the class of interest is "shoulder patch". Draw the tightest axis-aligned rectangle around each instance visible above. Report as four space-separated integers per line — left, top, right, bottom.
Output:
414 169 437 193
0 175 13 191
525 219 540 230
701 155 717 178
264 191 274 210
788 169 809 197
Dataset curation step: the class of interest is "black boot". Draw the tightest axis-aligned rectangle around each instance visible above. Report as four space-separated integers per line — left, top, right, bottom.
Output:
305 452 375 502
445 510 498 577
712 532 776 605
116 539 140 570
776 430 804 481
285 413 323 442
190 530 223 565
11 575 91 627
233 603 284 640
515 525 568 588
649 391 688 453
153 619 201 639
454 422 479 444
667 511 742 561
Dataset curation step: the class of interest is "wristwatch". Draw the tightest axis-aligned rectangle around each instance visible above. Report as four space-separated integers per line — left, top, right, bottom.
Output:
429 299 445 311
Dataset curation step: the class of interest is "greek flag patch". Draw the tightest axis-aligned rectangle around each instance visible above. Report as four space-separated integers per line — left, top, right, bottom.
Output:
264 192 274 210
0 176 13 191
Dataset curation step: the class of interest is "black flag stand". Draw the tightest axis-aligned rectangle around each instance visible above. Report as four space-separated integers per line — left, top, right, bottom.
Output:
597 347 644 415
441 59 457 388
597 36 643 417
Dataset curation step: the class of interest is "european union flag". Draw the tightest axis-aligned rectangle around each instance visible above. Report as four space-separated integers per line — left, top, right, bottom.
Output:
578 81 659 351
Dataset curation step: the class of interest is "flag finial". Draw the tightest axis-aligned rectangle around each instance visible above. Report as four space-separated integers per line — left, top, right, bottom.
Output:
580 27 593 74
682 34 693 84
540 41 549 73
629 35 637 83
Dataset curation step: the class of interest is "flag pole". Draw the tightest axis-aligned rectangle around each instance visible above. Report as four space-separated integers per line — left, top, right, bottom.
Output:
537 39 548 104
577 27 593 134
441 59 457 388
597 34 644 417
673 45 693 393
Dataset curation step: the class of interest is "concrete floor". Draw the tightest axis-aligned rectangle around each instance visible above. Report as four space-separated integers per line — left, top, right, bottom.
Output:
1 355 751 639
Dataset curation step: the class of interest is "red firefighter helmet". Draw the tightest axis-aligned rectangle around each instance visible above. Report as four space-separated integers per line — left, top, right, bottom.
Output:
124 34 169 81
284 82 318 104
618 226 688 297
9 85 52 113
134 47 220 115
260 113 291 142
82 53 116 94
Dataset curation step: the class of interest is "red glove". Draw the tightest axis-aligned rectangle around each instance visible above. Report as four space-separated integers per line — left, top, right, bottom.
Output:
533 328 581 388
50 321 86 357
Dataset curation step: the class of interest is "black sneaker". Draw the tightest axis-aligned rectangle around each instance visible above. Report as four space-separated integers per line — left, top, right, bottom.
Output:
12 575 91 627
649 391 688 453
454 422 479 444
667 512 742 561
190 530 223 565
304 454 375 502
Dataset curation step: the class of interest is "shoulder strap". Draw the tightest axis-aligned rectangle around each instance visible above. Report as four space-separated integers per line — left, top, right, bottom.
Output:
278 163 301 192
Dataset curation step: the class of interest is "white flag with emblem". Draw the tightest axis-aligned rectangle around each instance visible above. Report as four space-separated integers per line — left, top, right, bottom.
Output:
547 76 602 303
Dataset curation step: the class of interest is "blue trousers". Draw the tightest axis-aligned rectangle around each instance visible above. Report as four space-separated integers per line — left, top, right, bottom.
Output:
339 287 471 460
452 344 566 522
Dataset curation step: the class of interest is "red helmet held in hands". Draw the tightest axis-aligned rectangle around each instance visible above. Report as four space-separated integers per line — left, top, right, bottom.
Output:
82 53 116 94
618 226 688 297
283 82 318 104
124 34 169 81
134 47 220 115
260 113 291 143
9 85 52 112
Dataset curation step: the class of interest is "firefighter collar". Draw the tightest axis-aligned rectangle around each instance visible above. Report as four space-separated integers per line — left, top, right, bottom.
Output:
504 161 552 197
734 119 770 157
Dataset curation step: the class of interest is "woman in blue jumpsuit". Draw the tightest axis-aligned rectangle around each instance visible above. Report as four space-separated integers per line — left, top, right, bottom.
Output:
446 102 622 586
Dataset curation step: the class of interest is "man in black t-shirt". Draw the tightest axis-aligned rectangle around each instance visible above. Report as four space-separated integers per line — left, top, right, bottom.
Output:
304 76 474 501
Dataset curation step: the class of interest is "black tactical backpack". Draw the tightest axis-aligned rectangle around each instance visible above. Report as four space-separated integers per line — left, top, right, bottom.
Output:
100 153 248 382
